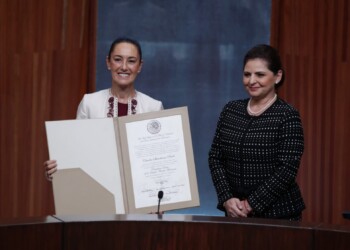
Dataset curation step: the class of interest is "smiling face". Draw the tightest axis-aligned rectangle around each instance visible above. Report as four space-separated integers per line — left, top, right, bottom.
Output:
106 42 143 88
243 58 282 100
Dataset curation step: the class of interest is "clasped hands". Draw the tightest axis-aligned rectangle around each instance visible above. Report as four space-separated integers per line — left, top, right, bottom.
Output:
224 198 252 218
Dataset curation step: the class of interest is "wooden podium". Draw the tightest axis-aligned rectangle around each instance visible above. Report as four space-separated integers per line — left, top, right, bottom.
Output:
2 214 350 250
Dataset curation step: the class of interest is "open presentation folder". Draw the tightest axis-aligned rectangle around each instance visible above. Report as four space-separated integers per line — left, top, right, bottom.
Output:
45 106 200 215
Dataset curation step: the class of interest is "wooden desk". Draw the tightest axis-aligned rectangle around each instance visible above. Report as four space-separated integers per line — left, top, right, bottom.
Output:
57 214 316 250
1 214 349 249
0 216 63 250
315 223 350 250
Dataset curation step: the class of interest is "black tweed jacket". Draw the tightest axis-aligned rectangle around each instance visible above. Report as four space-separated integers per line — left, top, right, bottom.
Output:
208 98 305 219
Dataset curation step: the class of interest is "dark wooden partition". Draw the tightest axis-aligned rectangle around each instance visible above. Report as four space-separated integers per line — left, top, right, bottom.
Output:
1 214 350 250
0 0 97 218
271 0 350 224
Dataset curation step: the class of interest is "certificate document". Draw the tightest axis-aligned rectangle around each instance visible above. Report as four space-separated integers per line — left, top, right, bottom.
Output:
118 107 200 213
126 115 191 208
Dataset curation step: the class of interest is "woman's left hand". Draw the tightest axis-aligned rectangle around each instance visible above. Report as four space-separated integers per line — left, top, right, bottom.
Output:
224 198 248 217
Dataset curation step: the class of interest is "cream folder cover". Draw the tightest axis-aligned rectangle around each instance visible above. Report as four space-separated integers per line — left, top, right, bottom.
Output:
46 118 125 214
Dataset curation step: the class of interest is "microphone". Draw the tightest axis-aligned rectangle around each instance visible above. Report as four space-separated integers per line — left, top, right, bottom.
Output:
157 190 164 214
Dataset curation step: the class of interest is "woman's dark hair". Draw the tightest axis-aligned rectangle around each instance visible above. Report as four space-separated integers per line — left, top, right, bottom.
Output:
243 44 285 88
107 37 142 61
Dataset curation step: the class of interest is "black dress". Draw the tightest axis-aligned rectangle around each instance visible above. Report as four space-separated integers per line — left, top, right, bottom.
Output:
208 98 305 219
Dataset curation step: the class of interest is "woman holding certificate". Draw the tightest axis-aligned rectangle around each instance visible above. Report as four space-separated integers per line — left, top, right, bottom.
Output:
208 44 305 221
44 37 163 180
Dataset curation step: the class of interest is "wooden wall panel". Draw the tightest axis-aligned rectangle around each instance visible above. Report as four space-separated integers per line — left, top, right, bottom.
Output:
0 0 97 218
271 0 350 224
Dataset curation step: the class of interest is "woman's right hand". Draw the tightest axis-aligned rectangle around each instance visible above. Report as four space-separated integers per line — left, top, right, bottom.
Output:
44 160 57 181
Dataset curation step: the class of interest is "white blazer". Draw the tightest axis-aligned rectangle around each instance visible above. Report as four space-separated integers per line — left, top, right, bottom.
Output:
76 89 163 119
